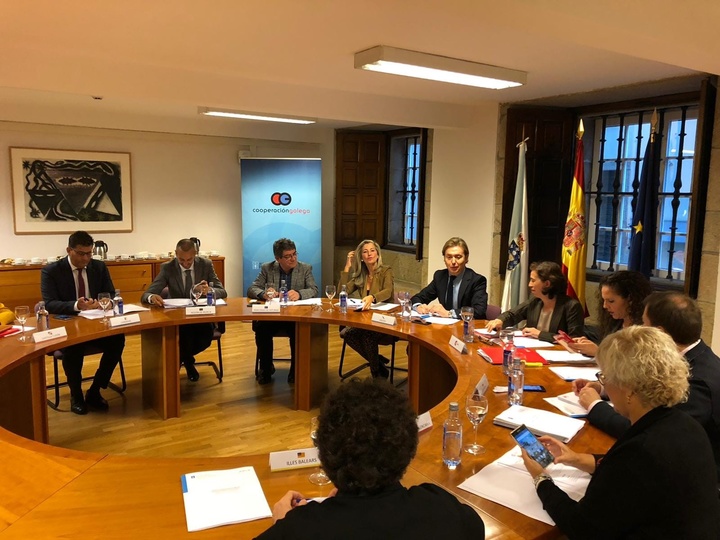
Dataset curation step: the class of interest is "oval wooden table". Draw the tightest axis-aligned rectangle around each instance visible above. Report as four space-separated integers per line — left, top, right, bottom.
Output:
0 300 614 539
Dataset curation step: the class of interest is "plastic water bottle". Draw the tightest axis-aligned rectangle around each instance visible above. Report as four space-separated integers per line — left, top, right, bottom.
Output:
339 285 348 314
508 348 526 406
35 301 49 331
206 282 215 306
502 331 515 376
113 289 124 315
279 279 288 308
442 402 463 470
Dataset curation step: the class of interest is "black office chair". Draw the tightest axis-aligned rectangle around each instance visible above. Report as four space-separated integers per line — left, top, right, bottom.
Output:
46 347 126 410
338 331 408 386
486 304 502 320
160 287 224 381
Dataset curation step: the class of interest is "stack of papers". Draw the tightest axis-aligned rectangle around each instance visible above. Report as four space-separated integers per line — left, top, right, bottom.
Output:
493 405 586 442
536 349 594 363
549 366 599 381
458 447 591 525
545 391 588 418
181 466 272 532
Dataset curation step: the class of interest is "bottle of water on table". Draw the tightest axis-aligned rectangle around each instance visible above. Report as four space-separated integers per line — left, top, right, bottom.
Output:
339 285 348 314
279 279 288 308
443 402 463 469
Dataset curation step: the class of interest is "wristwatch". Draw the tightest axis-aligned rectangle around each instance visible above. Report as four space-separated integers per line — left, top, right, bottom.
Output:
533 473 553 489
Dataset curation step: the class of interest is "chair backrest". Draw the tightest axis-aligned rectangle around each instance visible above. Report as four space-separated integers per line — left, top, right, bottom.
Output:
486 304 502 320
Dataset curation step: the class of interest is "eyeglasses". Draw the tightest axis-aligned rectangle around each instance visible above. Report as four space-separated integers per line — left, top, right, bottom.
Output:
280 252 298 260
596 371 607 385
71 248 93 257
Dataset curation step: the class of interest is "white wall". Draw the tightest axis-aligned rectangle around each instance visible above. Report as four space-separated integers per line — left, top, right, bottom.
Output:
0 121 331 297
426 103 500 284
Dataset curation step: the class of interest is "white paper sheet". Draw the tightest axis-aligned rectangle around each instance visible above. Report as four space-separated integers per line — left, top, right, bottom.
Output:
510 336 555 349
163 298 227 308
537 349 594 363
458 447 590 526
545 392 588 418
181 466 272 532
549 366 600 381
292 298 322 306
493 405 586 442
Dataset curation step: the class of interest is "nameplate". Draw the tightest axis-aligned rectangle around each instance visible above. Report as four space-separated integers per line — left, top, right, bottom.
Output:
108 313 141 327
474 374 489 397
269 447 320 471
416 411 433 433
371 312 397 326
252 303 280 313
33 326 68 343
185 306 216 316
449 335 468 354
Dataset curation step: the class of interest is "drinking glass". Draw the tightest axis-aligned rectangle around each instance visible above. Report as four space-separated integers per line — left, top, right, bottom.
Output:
97 293 113 325
396 291 410 321
325 285 336 312
191 283 203 305
14 305 29 342
464 394 488 455
460 306 474 343
308 416 331 485
265 285 277 302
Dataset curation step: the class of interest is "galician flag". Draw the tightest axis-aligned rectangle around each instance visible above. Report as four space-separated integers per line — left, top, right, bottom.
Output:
501 138 529 312
562 120 588 316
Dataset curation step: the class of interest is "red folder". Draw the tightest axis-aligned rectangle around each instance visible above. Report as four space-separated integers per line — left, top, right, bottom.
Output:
477 347 548 365
0 326 21 338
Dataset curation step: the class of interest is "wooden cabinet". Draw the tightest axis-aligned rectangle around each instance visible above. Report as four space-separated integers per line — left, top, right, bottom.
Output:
0 257 225 310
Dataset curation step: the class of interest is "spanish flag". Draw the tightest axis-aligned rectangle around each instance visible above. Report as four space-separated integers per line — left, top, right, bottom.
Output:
562 120 588 316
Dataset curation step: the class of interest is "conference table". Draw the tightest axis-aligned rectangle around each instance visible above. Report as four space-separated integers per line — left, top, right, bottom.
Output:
0 299 614 539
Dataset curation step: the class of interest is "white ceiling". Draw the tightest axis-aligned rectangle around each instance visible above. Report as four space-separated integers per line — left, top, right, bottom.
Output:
0 0 717 132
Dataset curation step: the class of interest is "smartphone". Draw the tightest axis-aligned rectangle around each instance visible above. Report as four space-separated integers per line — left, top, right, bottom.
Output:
53 314 73 320
524 385 546 392
510 424 555 468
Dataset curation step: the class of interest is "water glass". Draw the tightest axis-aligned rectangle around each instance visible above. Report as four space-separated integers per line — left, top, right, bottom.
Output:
97 293 113 325
308 416 331 485
464 394 488 455
460 306 474 342
325 285 336 312
14 305 29 342
397 291 411 321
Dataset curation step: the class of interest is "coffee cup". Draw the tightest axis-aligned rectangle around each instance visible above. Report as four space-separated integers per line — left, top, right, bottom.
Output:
120 254 131 260
14 258 26 265
31 257 43 264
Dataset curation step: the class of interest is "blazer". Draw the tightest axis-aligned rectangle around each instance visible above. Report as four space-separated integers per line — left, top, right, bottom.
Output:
411 267 487 319
587 339 720 480
498 295 585 342
141 257 227 302
338 265 394 303
537 407 720 539
247 261 318 300
41 256 116 315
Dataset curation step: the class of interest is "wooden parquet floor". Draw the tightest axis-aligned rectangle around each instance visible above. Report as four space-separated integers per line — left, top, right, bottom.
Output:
46 321 407 458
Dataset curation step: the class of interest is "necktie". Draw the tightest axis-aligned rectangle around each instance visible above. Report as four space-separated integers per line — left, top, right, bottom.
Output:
77 268 86 299
444 275 457 310
184 269 193 297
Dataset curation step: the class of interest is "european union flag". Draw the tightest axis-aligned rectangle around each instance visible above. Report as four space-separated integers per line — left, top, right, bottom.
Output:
628 129 662 278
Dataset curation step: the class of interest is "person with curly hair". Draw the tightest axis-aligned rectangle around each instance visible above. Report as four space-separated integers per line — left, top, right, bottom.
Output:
522 326 720 538
568 270 651 357
485 261 584 342
256 379 486 539
338 239 395 378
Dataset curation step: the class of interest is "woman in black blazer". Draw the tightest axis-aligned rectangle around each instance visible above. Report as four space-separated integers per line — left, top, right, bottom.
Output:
486 261 584 342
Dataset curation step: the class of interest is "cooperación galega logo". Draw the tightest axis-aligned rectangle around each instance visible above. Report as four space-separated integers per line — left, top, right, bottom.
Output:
271 192 292 206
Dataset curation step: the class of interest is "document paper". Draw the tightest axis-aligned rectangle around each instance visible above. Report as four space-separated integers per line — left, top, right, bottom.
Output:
493 405 586 442
180 466 272 532
458 447 590 525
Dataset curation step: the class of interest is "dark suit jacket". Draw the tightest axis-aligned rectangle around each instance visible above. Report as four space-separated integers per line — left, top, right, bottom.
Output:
411 267 487 319
41 257 116 315
587 339 720 480
498 295 584 342
247 261 318 300
141 257 227 302
538 407 720 539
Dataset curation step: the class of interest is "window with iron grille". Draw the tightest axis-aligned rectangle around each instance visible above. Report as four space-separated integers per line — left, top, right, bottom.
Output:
386 129 425 251
586 105 697 281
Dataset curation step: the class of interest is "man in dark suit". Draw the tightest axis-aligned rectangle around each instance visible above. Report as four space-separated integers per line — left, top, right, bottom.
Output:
411 237 488 319
247 238 318 384
141 238 227 382
41 230 125 415
576 291 720 481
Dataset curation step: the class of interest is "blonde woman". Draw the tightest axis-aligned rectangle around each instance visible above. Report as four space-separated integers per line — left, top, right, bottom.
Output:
522 326 720 538
338 239 394 378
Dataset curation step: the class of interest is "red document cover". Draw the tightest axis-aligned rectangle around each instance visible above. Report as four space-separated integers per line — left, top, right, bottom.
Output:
477 347 548 365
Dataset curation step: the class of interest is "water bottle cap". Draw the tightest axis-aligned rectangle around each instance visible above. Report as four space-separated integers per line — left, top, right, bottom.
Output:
449 402 459 411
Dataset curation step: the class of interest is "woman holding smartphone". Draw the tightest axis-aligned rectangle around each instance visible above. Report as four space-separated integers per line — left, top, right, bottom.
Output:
520 326 720 538
338 239 395 378
485 261 584 342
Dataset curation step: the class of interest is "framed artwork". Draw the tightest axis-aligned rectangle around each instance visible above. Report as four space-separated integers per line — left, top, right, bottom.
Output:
10 148 133 234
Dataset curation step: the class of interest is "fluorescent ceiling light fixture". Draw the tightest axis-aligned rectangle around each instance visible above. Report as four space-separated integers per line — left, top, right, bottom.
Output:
199 107 315 125
354 45 526 90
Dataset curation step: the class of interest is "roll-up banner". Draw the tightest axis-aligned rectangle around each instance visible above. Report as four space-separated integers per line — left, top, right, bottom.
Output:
240 158 322 294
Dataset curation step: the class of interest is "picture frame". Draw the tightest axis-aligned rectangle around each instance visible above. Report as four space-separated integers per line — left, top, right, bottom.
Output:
10 147 133 234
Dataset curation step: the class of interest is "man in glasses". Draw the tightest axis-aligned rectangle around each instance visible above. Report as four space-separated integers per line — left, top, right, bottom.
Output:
141 238 227 382
247 238 318 384
41 230 125 415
